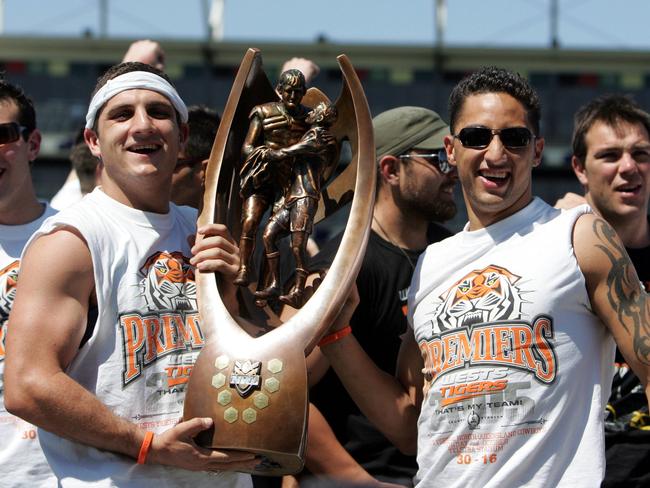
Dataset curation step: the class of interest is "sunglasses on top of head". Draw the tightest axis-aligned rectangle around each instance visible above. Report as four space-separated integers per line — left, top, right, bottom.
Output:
454 126 534 150
0 122 29 145
398 148 454 175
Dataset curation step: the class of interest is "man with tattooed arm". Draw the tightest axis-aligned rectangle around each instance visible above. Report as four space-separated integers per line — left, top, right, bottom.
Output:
556 94 650 485
319 67 650 487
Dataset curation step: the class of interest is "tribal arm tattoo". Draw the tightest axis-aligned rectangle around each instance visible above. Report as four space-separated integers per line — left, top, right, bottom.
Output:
593 219 650 366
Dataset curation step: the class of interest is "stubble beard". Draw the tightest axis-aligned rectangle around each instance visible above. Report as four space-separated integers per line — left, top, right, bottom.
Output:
394 183 457 223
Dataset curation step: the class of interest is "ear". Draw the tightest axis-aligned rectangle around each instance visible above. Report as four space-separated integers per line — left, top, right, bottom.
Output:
84 128 102 158
443 134 457 167
199 158 208 182
532 136 544 167
179 122 189 150
26 129 41 162
378 155 400 187
571 155 589 187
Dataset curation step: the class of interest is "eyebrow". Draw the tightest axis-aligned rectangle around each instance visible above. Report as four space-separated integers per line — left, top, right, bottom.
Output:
145 100 174 111
104 103 132 117
596 141 650 149
593 142 650 155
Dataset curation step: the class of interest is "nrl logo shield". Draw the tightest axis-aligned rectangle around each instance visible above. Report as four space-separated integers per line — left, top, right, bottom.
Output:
230 359 262 398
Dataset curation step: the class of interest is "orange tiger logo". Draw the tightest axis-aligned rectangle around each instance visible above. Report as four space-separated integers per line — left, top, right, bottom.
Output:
434 264 523 331
139 251 196 312
0 260 20 324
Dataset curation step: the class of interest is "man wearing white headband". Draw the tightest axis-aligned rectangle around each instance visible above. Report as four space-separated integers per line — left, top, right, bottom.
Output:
5 62 254 487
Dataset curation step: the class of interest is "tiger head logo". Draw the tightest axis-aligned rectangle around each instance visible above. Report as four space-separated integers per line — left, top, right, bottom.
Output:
139 251 196 312
434 264 523 331
0 261 20 324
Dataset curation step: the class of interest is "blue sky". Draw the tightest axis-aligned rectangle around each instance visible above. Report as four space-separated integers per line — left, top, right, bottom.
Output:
2 0 649 51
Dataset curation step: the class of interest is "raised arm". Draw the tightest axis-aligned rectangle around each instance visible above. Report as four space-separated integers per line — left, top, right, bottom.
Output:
4 228 255 471
122 39 165 70
320 309 423 454
279 279 406 485
573 213 650 406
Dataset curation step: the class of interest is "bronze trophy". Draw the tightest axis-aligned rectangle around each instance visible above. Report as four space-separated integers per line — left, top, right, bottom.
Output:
182 48 375 476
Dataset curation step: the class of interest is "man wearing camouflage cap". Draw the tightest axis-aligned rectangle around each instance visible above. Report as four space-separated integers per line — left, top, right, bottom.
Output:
302 106 458 486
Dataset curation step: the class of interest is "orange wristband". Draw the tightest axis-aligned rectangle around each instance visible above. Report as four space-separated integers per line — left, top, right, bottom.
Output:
318 325 352 348
137 431 154 465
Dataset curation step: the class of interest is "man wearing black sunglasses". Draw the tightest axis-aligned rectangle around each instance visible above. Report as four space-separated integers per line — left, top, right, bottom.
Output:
0 78 57 484
302 106 457 487
320 67 650 488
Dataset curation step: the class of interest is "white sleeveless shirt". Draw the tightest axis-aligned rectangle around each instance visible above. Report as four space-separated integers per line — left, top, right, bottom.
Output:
0 203 58 487
26 189 251 487
409 198 615 488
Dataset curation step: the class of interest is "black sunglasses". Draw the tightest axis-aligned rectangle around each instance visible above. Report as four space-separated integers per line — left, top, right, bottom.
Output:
0 122 28 145
455 127 533 149
398 148 454 175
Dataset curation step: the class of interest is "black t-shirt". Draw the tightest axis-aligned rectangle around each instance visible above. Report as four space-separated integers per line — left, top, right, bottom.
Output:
627 245 650 293
308 223 452 483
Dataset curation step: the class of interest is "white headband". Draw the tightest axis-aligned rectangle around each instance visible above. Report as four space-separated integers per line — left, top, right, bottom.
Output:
85 71 188 129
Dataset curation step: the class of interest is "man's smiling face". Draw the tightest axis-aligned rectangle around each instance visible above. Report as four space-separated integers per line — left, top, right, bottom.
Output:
86 88 186 190
0 99 39 211
445 92 544 229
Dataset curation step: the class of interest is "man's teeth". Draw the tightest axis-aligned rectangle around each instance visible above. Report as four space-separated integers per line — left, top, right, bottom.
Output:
481 171 508 179
130 145 158 153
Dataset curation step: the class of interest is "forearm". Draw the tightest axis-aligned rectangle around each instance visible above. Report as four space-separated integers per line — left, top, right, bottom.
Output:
277 141 316 159
8 368 144 459
305 347 330 388
305 404 376 483
7 367 259 471
321 335 419 454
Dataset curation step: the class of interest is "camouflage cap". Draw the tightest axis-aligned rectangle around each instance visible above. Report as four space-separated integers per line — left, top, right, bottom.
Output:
373 106 450 158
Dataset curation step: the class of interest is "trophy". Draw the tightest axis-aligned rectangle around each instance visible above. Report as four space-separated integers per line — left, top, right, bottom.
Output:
182 48 375 476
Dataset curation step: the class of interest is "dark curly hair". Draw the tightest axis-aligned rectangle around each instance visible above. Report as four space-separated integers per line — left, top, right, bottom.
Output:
448 66 541 136
184 105 221 161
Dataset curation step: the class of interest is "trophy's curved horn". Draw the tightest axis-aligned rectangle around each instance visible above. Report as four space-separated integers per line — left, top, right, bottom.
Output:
197 47 273 348
270 54 375 353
